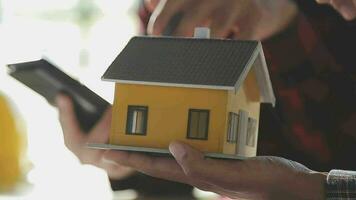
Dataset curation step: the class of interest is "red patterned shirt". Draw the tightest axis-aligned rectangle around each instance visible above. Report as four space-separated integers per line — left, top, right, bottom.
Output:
259 2 356 171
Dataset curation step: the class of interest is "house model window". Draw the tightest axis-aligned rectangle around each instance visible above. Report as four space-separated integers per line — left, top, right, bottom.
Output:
187 109 210 140
126 106 148 135
227 112 239 143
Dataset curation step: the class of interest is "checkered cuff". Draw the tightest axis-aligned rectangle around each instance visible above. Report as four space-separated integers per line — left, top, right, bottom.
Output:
326 170 356 199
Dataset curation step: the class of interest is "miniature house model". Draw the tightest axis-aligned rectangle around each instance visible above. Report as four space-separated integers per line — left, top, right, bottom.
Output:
98 28 275 158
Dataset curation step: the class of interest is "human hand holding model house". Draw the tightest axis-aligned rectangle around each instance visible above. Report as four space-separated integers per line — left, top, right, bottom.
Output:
145 0 298 40
103 141 327 200
56 94 133 180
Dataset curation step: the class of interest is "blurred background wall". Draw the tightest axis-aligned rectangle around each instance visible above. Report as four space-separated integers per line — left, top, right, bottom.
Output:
0 1 138 199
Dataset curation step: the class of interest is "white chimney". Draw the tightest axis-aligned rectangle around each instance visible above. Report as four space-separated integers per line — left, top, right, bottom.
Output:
194 27 210 39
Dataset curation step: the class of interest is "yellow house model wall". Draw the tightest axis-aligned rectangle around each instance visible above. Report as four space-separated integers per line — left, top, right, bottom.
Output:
222 69 261 156
110 84 228 153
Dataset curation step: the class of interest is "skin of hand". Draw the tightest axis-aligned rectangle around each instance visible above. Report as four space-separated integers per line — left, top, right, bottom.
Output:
56 94 133 180
145 0 298 40
103 141 327 200
316 0 356 20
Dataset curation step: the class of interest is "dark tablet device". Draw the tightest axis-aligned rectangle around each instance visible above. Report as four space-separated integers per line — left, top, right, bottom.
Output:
7 59 110 133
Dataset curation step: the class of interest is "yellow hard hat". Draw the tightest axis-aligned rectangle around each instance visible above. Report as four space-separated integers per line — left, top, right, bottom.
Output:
0 94 28 192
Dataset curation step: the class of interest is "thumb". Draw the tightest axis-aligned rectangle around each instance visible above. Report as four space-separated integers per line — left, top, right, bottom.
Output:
169 141 239 186
88 107 112 143
169 141 206 178
56 94 82 136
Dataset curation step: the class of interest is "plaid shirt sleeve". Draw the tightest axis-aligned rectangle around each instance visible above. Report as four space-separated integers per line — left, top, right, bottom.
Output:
326 170 356 199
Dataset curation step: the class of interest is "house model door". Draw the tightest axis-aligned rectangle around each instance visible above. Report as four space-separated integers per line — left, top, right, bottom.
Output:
236 110 248 156
235 110 258 157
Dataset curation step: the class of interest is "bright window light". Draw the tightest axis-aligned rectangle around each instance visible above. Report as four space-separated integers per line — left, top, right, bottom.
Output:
0 1 137 199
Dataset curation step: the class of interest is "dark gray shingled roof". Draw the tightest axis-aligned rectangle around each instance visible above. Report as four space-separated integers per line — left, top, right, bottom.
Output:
102 36 259 87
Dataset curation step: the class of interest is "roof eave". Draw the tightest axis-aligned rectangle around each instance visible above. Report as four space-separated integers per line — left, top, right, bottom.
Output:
102 78 235 91
256 42 276 106
232 43 260 93
232 42 276 106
